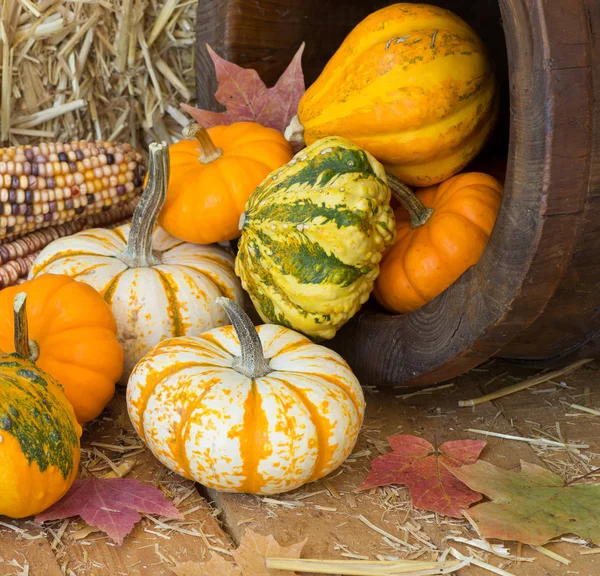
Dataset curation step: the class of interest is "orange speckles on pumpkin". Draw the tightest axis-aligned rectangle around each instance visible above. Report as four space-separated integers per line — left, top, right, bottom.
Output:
227 423 244 440
221 325 236 339
126 321 364 495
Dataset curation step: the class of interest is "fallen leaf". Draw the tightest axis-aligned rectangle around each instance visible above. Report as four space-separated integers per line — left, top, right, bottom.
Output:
36 477 183 545
357 435 486 517
181 43 305 133
233 530 307 576
451 460 600 545
171 555 241 576
170 530 306 576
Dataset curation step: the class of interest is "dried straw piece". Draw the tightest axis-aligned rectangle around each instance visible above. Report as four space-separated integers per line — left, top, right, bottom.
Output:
458 359 593 407
566 403 600 416
533 545 571 565
448 548 516 576
466 429 589 449
265 557 466 575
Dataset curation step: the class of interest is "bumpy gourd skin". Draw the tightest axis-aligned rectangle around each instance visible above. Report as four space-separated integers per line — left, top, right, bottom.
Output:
235 136 395 339
0 353 81 518
297 3 498 187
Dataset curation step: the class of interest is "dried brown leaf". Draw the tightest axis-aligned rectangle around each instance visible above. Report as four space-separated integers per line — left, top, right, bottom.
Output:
233 530 307 576
171 554 241 576
181 43 305 133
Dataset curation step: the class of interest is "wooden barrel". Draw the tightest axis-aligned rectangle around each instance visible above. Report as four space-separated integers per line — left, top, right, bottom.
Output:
196 0 600 387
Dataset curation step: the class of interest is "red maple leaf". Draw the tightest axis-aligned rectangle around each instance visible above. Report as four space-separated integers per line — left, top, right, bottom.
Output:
357 435 486 517
181 43 305 133
36 477 183 545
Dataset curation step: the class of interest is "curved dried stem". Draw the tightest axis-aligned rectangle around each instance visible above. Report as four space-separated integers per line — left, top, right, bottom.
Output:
217 297 271 380
386 173 434 229
183 123 222 163
120 141 169 268
13 293 39 362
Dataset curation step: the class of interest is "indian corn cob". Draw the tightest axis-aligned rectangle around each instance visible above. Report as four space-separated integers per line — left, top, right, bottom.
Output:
0 140 145 241
0 196 140 289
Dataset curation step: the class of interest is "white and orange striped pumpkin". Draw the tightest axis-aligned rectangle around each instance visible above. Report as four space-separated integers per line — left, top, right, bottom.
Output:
29 143 244 377
126 298 365 495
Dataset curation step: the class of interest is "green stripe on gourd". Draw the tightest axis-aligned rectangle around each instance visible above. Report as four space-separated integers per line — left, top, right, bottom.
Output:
252 229 365 287
246 199 371 233
0 353 79 478
248 145 381 204
235 136 396 340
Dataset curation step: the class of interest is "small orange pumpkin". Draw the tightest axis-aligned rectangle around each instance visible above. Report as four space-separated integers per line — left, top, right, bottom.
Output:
159 122 293 244
0 274 123 423
374 173 503 313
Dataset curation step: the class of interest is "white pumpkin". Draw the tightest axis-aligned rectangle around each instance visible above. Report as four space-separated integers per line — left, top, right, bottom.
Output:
126 298 366 495
29 142 244 377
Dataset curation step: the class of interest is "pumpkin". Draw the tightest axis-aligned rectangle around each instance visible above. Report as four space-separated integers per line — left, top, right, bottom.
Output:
0 293 81 518
158 122 293 244
374 173 503 313
285 3 498 187
235 136 395 340
127 297 365 495
0 275 123 423
29 142 245 377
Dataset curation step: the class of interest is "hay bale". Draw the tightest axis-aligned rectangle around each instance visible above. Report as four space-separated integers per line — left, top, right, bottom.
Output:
0 0 196 149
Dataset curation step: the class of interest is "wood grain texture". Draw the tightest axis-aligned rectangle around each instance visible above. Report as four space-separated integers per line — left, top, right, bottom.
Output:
498 0 600 364
0 531 63 576
195 0 600 387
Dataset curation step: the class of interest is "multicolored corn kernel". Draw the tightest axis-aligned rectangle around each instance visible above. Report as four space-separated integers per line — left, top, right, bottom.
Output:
0 140 145 241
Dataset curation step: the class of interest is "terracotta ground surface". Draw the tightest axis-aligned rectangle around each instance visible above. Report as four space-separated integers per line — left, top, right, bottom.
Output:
1 359 599 576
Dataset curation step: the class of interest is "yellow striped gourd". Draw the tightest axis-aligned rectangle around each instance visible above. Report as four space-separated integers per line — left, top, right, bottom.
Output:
286 3 498 187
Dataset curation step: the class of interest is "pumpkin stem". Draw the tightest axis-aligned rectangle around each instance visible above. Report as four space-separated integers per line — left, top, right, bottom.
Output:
386 173 434 229
217 297 272 380
120 142 169 268
13 293 39 362
183 123 223 163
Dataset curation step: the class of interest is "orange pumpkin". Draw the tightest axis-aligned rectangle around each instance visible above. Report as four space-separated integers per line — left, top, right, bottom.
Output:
374 173 503 313
158 122 293 244
0 274 123 423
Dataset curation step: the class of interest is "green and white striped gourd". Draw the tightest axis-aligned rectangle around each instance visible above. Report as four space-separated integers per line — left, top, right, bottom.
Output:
235 136 395 339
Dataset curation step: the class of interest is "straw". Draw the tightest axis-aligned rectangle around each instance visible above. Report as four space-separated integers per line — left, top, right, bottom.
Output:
0 0 197 147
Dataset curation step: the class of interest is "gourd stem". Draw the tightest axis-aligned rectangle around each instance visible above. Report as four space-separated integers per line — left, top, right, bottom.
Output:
120 142 169 268
386 173 434 229
217 297 272 380
183 123 222 163
13 293 39 362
